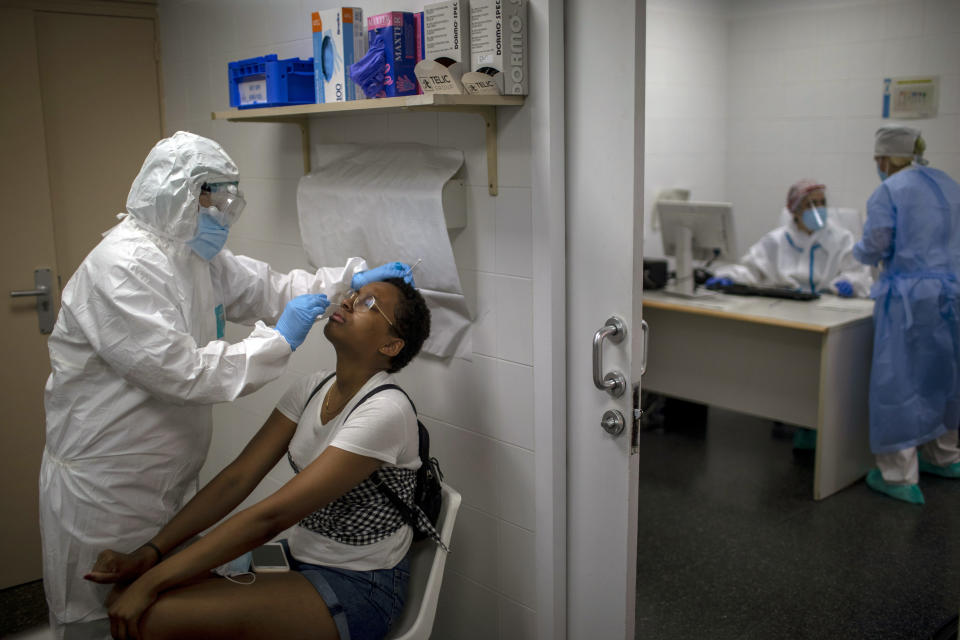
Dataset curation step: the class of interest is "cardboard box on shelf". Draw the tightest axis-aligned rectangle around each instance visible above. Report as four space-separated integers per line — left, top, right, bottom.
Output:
463 0 527 96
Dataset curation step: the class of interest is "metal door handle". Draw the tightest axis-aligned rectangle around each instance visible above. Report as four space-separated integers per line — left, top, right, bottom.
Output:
10 287 49 297
10 268 55 334
593 316 627 397
640 319 649 376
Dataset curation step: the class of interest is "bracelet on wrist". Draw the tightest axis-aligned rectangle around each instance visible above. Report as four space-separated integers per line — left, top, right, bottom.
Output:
141 541 162 562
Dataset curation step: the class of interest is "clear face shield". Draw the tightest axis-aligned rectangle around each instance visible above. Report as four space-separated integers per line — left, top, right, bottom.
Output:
200 181 246 227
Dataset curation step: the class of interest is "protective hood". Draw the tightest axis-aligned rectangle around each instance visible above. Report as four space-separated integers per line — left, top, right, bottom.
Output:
125 131 240 243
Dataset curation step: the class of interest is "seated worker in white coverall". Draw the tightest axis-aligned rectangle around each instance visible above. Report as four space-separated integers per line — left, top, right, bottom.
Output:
706 179 873 451
85 279 437 640
707 179 872 298
40 131 413 639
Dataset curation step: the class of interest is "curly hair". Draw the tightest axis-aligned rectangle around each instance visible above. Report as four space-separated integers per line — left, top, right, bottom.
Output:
383 278 431 372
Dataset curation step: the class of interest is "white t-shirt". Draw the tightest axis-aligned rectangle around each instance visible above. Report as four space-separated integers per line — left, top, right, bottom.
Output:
276 370 420 571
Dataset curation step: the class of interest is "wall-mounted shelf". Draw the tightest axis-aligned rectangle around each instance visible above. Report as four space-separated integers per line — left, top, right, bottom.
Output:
212 94 525 196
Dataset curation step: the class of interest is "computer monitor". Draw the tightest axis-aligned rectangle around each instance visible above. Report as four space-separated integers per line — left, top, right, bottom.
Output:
656 200 737 297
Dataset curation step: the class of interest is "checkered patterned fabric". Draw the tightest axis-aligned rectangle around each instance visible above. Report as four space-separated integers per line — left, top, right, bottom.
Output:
288 453 445 548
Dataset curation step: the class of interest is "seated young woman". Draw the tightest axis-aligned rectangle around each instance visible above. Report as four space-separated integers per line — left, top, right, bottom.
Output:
85 278 433 640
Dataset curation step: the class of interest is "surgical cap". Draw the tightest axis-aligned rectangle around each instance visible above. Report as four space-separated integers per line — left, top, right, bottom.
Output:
874 125 921 158
786 179 826 214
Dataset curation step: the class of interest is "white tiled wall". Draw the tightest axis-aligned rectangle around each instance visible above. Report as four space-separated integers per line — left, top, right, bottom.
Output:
157 1 536 638
644 0 729 260
646 0 960 260
725 0 960 254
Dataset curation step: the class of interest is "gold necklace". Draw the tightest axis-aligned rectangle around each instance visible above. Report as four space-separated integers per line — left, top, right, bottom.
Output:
323 384 350 415
323 378 365 416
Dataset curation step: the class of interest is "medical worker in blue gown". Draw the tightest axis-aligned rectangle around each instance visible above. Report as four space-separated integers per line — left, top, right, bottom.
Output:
853 125 960 504
40 131 413 639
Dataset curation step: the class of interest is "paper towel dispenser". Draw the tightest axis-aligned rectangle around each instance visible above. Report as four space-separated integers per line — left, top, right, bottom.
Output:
442 173 466 229
298 144 472 358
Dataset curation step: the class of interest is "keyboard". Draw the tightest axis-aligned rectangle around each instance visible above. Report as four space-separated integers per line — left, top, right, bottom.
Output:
713 283 820 301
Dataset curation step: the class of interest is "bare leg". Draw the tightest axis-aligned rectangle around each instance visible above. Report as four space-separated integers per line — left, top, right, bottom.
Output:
139 573 340 640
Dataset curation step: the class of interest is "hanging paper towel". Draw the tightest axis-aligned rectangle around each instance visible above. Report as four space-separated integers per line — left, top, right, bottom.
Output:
298 143 471 359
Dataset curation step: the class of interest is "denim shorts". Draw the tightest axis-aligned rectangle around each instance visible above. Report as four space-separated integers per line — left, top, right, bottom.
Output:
279 539 410 640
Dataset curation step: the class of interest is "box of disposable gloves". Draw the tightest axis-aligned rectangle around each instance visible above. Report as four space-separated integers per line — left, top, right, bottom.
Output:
312 8 366 103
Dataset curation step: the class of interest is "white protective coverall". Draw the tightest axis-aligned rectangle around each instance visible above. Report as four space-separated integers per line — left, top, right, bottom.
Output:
40 131 364 636
714 216 872 296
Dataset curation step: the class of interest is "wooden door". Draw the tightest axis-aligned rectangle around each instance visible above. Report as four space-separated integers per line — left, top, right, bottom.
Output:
36 10 164 285
0 3 162 589
0 7 61 589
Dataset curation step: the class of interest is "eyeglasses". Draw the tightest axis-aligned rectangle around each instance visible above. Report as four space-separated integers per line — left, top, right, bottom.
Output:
344 289 398 333
200 182 246 227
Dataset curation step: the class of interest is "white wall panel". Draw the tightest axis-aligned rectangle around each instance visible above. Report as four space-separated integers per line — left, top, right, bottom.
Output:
495 188 534 278
722 1 960 258
497 521 536 608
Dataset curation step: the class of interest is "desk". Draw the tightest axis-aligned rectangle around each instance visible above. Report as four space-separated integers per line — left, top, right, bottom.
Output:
642 290 876 499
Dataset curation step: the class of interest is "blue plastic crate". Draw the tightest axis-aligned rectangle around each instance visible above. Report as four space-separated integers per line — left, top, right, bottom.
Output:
228 54 316 109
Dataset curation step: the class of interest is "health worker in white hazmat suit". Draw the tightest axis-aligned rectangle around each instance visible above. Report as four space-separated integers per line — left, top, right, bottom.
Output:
39 131 412 639
708 180 872 297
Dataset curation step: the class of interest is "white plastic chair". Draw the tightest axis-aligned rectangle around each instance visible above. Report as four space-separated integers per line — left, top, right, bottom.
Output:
385 482 462 640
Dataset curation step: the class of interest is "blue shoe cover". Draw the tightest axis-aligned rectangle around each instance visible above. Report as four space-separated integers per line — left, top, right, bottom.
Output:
919 459 960 478
865 469 925 504
792 427 817 450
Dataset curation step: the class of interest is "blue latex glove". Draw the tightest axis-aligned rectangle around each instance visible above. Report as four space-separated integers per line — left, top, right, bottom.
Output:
350 34 387 99
352 262 415 290
834 280 854 298
275 294 329 351
705 276 733 289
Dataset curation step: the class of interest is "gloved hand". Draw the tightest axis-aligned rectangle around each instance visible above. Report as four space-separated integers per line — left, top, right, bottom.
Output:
834 280 854 298
276 294 329 351
351 262 415 290
705 276 734 289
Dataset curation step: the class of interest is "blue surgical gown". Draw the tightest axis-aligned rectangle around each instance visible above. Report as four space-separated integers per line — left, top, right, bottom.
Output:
853 166 960 454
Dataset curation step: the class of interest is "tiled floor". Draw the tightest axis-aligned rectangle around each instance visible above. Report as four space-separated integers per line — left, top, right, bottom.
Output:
636 404 960 640
7 626 53 640
1 579 49 639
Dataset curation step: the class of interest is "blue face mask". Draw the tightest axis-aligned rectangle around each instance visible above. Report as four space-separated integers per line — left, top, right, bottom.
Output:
188 211 229 261
212 551 255 584
877 167 889 182
800 206 827 232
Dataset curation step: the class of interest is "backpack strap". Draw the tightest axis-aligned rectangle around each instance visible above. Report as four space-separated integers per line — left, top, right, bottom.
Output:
343 384 434 536
302 372 338 413
288 372 339 474
345 383 417 419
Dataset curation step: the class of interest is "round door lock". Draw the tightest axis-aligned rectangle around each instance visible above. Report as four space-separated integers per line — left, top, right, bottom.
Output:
601 409 625 436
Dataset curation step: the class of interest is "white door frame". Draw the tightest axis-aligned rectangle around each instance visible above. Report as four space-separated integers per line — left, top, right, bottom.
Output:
530 0 567 637
531 0 645 637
